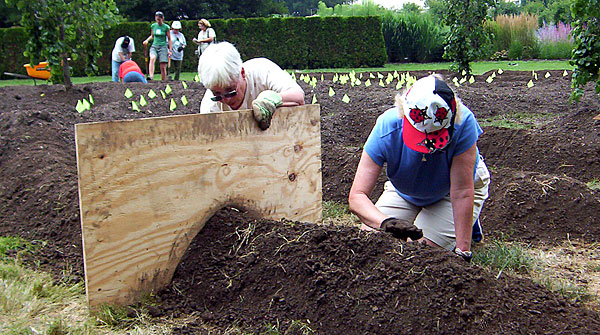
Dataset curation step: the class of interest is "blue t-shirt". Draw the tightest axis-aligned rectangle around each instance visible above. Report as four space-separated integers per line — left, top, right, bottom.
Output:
364 106 483 207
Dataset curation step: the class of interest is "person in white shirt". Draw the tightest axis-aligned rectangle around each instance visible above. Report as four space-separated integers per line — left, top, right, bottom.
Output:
192 19 216 57
198 41 305 130
111 36 135 82
169 21 187 80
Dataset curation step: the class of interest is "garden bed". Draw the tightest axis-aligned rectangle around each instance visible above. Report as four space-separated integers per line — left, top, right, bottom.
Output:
0 70 599 333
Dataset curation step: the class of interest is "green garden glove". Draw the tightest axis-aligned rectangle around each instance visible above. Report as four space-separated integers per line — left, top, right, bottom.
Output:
252 90 282 130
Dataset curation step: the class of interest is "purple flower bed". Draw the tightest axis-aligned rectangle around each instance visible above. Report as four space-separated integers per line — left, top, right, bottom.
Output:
536 22 572 43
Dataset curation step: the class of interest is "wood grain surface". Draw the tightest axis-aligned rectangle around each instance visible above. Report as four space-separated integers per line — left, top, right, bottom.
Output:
75 105 322 307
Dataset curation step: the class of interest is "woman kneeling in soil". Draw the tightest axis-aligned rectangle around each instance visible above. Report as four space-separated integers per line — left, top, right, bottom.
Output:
348 75 490 261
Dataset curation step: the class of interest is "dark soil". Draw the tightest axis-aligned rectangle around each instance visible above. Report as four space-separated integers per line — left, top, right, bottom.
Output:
1 70 599 334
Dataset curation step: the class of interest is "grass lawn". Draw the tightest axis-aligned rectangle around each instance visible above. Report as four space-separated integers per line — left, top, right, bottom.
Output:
0 60 574 87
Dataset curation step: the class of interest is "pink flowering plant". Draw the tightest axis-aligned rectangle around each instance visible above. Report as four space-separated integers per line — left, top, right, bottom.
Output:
536 22 573 59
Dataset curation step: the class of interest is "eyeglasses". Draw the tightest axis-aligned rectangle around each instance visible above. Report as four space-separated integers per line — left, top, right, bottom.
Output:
211 89 237 101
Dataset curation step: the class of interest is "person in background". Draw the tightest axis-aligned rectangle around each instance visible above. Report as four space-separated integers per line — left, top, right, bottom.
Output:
111 36 135 82
198 41 304 130
348 75 490 262
192 19 216 58
119 60 147 83
169 20 186 80
143 11 171 81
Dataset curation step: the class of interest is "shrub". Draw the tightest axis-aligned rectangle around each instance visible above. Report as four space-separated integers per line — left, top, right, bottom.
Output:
381 12 445 63
536 22 572 59
490 13 539 60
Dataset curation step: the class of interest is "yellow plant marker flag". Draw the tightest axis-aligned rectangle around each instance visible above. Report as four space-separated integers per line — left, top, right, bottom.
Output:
291 72 296 81
369 73 375 78
563 70 568 77
328 87 335 97
354 79 361 86
170 98 176 111
182 81 188 89
181 95 188 106
395 80 402 90
359 73 363 79
393 70 399 78
82 99 91 111
461 70 466 76
312 94 317 104
161 90 166 99
124 88 133 98
88 94 94 105
386 73 393 82
311 77 317 88
379 79 385 87
527 79 534 88
452 77 460 87
459 77 467 84
491 72 496 78
139 95 147 107
148 89 156 99
321 74 324 81
377 72 383 79
469 76 475 84
342 94 350 103
76 100 85 113
532 71 538 80
545 72 551 78
131 101 139 111
194 74 200 82
165 84 172 94
350 79 355 87
40 93 45 97
365 79 372 87
498 68 503 74
486 76 493 83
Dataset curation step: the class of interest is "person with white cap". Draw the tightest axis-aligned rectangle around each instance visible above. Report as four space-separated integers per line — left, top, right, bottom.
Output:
169 20 186 80
348 74 490 262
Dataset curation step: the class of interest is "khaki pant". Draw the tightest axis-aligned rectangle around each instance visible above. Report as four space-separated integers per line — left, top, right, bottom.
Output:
368 157 490 250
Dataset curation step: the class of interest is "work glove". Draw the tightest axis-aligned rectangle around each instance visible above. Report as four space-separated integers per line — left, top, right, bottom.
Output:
453 246 473 263
380 217 423 241
252 90 282 130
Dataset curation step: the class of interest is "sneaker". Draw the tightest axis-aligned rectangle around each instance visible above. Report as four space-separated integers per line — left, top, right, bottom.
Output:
146 76 153 81
472 218 484 243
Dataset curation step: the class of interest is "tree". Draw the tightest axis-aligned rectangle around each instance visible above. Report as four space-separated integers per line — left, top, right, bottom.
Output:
570 0 600 101
6 0 120 87
440 0 495 74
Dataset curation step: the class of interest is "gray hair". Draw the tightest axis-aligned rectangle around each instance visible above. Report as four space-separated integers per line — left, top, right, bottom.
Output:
197 42 242 89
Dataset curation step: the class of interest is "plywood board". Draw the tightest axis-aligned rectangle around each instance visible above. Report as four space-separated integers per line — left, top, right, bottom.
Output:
75 105 322 308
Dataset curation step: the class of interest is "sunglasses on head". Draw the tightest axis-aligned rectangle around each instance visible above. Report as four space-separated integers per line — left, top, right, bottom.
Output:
211 89 237 101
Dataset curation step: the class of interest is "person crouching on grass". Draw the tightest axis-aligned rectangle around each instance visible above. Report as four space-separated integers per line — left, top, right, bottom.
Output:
348 75 490 262
197 41 305 130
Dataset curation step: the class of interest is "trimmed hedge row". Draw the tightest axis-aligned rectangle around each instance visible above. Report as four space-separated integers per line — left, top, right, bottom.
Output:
1 16 386 79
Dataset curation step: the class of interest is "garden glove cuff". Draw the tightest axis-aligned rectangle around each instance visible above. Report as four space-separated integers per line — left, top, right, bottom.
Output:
252 90 282 130
380 217 423 241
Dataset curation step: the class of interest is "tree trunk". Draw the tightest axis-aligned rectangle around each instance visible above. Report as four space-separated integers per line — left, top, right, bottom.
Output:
59 22 72 88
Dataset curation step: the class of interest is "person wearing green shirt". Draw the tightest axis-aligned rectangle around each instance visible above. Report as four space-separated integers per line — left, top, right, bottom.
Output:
143 11 172 81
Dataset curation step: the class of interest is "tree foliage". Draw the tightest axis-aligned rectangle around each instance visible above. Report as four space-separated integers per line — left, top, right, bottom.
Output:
440 0 495 74
6 0 120 87
570 0 600 101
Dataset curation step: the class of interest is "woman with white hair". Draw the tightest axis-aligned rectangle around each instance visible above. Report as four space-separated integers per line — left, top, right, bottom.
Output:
348 75 490 262
198 41 305 130
192 19 216 57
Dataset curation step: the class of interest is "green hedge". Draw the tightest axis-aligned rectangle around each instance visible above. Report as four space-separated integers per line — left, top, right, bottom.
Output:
1 16 386 79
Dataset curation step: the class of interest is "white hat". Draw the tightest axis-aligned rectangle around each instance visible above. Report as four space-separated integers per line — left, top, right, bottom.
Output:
172 21 182 30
